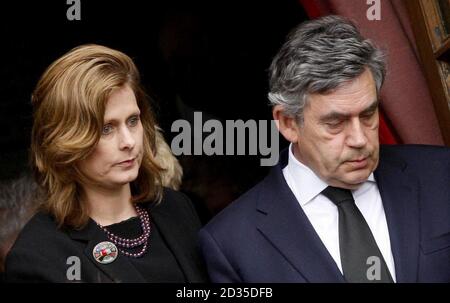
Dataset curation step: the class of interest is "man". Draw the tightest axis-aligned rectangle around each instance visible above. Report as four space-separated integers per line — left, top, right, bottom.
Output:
198 15 450 283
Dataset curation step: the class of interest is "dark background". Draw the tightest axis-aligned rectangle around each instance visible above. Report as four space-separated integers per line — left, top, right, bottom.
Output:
0 0 307 222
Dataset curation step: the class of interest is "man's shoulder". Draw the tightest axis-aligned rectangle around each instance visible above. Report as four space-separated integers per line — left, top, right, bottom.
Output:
202 174 272 234
379 144 450 181
380 144 450 172
380 144 450 161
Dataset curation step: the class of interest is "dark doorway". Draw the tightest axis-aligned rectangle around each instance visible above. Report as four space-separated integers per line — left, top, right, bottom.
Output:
1 0 307 222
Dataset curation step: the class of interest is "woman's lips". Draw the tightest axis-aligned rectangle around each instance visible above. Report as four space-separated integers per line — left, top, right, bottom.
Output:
116 158 135 167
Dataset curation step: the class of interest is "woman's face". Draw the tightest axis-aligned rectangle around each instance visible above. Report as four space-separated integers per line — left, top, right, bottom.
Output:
77 84 144 190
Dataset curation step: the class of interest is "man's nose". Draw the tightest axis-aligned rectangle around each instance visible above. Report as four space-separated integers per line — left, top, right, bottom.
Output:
346 118 368 148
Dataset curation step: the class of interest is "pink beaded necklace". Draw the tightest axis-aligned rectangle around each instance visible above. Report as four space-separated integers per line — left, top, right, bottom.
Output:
97 205 151 258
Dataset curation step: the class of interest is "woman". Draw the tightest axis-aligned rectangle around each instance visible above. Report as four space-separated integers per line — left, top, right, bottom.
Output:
5 44 208 282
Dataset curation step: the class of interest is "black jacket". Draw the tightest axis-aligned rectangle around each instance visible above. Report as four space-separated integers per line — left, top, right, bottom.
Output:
200 145 450 282
5 188 208 282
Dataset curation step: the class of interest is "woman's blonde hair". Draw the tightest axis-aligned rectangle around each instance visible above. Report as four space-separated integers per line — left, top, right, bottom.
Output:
31 44 164 229
154 127 183 190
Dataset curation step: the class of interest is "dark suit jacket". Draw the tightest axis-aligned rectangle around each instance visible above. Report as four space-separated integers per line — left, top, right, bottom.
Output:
5 188 208 282
199 145 450 282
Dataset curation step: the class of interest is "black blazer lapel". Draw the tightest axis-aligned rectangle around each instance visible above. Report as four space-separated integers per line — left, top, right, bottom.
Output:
255 152 345 282
150 201 206 282
69 220 146 283
375 150 420 282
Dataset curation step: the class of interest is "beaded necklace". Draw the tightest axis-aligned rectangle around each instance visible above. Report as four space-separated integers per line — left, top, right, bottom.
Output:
97 205 151 258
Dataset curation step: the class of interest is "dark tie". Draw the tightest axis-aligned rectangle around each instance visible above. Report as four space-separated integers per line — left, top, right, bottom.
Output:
321 186 394 283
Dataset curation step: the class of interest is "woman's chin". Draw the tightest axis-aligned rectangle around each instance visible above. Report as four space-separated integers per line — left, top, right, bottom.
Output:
110 173 139 186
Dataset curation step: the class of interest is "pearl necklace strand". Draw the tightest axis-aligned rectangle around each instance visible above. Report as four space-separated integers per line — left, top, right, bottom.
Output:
97 205 151 258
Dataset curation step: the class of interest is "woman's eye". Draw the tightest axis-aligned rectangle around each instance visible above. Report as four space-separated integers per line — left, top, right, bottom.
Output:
128 116 140 126
102 125 113 135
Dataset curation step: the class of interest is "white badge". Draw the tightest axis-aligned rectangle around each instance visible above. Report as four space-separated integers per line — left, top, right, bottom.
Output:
92 241 118 264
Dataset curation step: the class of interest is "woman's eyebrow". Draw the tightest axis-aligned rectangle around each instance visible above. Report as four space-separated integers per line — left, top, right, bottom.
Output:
103 110 141 124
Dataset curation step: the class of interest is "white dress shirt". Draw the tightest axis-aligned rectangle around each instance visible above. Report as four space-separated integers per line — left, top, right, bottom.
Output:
282 144 396 281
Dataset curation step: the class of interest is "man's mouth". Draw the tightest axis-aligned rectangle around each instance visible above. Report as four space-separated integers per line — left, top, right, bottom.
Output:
346 156 369 169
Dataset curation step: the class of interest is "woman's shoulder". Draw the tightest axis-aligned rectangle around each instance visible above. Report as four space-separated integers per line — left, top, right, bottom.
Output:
148 187 202 228
13 210 64 244
5 211 72 282
6 210 69 256
148 187 193 211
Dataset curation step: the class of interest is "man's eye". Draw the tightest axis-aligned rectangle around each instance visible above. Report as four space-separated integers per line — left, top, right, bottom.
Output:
102 125 113 135
326 121 343 129
362 112 376 119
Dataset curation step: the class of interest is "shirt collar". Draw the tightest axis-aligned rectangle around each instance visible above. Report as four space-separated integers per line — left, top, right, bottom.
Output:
285 144 375 206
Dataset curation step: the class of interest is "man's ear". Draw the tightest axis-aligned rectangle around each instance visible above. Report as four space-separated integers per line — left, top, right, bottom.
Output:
272 105 300 143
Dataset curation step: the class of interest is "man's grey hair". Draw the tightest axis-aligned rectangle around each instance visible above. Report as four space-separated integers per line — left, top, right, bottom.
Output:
268 15 386 122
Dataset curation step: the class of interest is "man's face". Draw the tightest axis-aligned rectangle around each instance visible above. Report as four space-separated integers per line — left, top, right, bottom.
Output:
77 84 144 190
294 69 380 189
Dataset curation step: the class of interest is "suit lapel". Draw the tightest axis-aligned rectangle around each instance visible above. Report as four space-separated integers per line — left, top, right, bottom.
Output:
255 152 345 282
375 150 420 282
150 202 202 282
68 220 146 283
